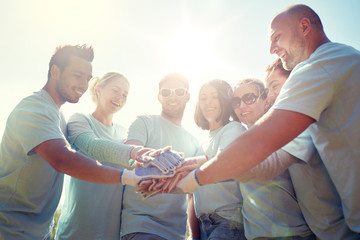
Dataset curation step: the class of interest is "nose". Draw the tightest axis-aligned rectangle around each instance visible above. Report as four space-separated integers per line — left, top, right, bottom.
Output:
270 41 278 55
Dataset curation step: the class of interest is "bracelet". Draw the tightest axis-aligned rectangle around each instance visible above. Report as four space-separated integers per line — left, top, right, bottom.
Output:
194 169 202 186
120 169 124 184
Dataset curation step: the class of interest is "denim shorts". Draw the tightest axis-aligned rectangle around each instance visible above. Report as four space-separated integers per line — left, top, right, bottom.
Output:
199 213 246 240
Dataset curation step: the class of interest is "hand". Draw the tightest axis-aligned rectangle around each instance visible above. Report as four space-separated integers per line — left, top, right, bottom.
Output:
129 146 161 163
171 169 201 194
120 165 175 187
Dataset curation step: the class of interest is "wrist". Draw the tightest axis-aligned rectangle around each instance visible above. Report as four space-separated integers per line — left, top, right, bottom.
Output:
194 169 202 186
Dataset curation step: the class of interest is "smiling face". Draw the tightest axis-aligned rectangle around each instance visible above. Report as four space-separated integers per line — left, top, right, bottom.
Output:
158 79 189 123
269 13 306 71
96 76 129 115
233 83 267 128
265 68 288 106
54 56 93 106
199 84 222 131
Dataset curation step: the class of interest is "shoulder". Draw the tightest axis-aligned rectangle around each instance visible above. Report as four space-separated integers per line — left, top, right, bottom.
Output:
9 90 60 123
222 121 246 134
68 112 89 123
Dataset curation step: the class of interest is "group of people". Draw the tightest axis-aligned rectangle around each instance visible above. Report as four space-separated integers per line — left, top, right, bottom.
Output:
0 3 359 240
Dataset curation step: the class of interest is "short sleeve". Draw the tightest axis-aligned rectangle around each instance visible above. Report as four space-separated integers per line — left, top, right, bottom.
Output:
274 62 334 121
8 103 65 155
67 113 94 144
125 116 149 145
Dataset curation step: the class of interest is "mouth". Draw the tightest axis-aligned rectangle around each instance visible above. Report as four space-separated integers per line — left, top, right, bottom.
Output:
240 111 250 116
111 101 121 107
168 102 178 106
74 88 85 96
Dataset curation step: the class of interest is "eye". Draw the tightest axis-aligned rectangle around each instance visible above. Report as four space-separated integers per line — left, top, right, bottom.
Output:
122 94 128 99
273 34 280 42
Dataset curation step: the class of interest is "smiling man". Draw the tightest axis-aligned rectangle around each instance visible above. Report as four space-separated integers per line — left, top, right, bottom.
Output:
121 73 199 240
0 45 148 239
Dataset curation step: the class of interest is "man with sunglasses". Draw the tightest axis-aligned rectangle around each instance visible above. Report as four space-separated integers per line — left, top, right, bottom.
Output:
172 4 360 235
121 73 199 240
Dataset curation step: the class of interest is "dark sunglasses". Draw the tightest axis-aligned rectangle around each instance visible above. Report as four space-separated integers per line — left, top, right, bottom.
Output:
232 92 262 109
159 88 187 98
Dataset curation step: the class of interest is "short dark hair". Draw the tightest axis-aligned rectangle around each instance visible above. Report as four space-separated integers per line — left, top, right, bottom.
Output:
158 72 189 90
265 58 291 78
47 44 94 80
194 79 238 130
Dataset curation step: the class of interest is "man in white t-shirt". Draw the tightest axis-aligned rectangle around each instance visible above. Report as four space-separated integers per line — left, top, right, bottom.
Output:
174 4 360 235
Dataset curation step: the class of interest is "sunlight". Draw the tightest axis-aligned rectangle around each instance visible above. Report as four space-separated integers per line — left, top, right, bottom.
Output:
163 29 216 82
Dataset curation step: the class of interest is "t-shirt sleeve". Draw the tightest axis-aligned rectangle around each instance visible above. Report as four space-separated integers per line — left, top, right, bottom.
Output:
218 122 246 151
281 130 317 163
274 62 334 121
66 113 94 145
9 105 65 155
125 116 149 145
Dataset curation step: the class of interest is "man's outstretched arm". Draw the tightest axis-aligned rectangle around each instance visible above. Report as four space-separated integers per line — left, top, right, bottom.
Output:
196 109 314 185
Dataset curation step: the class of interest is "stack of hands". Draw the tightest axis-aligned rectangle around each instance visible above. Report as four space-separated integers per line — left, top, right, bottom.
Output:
121 146 207 199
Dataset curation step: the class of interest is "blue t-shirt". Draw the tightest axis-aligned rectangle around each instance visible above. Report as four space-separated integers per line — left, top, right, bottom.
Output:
194 121 244 224
56 113 126 240
121 115 199 240
0 89 66 239
275 42 360 233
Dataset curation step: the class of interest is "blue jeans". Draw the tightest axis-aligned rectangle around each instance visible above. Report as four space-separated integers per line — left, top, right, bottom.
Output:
199 213 246 240
122 232 167 240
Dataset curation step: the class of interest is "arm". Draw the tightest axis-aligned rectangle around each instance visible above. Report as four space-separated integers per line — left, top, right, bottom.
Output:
187 194 201 239
74 132 133 166
233 149 298 182
34 139 122 184
197 109 314 185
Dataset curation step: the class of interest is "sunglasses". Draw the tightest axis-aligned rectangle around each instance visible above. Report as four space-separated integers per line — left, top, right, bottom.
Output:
159 88 187 98
232 92 263 109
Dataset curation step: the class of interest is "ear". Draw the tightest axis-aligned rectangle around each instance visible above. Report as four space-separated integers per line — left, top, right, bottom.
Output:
157 93 162 103
185 92 190 103
50 65 60 79
299 17 312 37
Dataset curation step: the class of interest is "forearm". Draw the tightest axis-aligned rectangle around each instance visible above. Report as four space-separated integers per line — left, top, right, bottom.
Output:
196 109 313 185
233 149 297 182
74 132 133 166
36 139 122 184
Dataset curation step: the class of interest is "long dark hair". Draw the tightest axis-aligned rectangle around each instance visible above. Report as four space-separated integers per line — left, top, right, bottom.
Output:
194 79 238 130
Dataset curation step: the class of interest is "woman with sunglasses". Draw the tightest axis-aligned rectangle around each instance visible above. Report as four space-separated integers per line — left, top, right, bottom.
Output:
232 78 315 240
190 79 247 240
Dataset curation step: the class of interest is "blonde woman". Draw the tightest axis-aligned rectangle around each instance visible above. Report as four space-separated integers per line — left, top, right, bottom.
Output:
56 72 136 239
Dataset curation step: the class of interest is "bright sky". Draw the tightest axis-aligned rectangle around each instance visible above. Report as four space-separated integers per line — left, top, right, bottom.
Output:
1 0 360 140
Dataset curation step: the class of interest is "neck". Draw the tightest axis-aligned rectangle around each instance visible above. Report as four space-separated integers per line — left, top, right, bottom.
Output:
161 112 182 126
209 121 223 131
43 82 63 108
307 34 330 58
92 107 113 126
